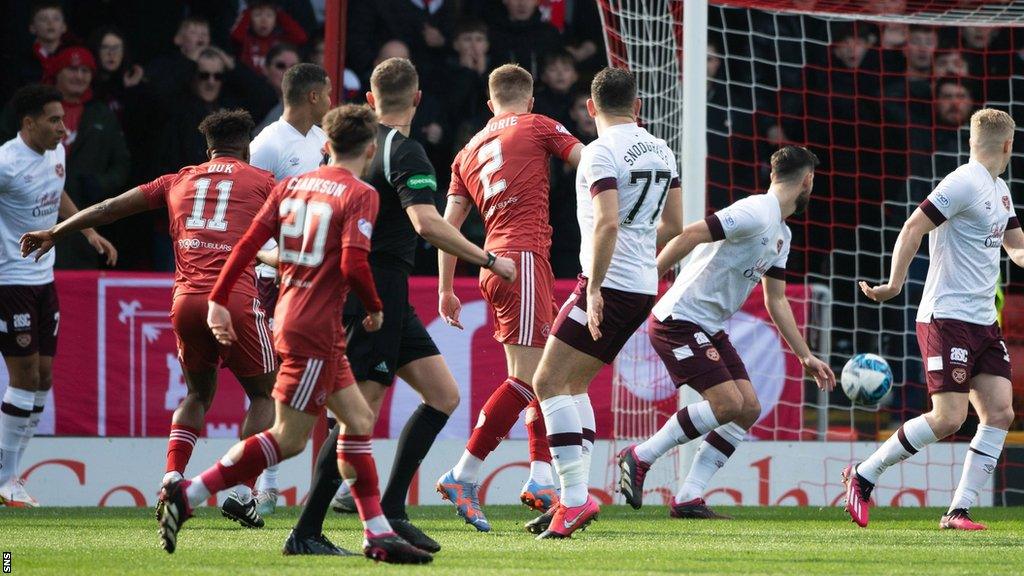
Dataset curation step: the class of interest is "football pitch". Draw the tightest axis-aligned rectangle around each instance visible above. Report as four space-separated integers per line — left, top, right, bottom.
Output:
2 505 1022 575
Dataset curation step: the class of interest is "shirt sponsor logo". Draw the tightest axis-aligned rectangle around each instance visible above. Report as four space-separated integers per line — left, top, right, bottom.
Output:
984 223 1005 248
12 314 31 329
743 257 770 281
949 347 968 363
358 218 373 239
177 238 232 251
406 173 437 191
484 195 519 220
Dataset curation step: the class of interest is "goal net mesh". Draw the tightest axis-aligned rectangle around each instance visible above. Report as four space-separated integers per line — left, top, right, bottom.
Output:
599 0 1024 507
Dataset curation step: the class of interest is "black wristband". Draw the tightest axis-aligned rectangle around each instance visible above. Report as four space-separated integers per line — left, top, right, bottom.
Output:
483 251 497 269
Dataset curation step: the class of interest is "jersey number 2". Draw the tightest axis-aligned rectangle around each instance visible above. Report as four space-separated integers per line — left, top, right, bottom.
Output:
478 140 507 200
185 178 232 231
623 170 672 225
278 198 333 267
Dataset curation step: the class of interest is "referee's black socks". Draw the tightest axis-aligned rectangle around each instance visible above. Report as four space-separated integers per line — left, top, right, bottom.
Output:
381 403 450 519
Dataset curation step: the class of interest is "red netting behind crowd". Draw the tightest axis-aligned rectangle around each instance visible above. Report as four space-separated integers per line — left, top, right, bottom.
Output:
598 0 1024 507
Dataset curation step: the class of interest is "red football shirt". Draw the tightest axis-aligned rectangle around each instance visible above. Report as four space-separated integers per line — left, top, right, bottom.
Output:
449 112 579 256
252 166 378 358
140 157 275 299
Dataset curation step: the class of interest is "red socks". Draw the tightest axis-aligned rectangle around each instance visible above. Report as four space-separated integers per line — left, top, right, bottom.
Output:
466 377 535 460
165 424 200 475
337 434 384 521
526 398 551 463
198 432 281 495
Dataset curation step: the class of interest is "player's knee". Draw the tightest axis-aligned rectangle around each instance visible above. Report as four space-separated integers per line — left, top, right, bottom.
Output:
346 405 376 436
929 410 966 438
272 430 306 459
737 398 761 428
707 386 743 423
9 366 40 391
37 370 53 392
428 388 460 415
982 406 1015 430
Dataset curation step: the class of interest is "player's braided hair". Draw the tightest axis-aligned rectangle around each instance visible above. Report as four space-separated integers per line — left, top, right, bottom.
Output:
322 104 378 159
590 66 636 117
197 109 254 151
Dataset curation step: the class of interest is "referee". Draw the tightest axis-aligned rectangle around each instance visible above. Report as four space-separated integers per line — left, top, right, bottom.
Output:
286 57 516 554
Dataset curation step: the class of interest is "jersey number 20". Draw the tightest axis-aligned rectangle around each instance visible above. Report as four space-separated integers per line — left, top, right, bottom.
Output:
278 198 333 267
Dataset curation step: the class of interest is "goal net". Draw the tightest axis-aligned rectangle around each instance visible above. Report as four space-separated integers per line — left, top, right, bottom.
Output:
600 0 1024 507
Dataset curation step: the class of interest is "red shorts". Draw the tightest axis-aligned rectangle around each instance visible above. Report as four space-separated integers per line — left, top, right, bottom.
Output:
170 291 276 378
916 318 1011 394
481 251 558 348
274 350 356 415
648 318 749 392
551 275 654 364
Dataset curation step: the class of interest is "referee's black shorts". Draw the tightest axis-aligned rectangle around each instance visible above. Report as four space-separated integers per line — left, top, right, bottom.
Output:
343 264 440 386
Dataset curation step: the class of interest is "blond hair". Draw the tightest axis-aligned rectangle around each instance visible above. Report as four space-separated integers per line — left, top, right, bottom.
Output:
488 64 533 106
970 108 1015 152
370 57 418 114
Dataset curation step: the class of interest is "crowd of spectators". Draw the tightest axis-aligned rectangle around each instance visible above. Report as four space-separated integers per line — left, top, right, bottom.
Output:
2 0 1023 293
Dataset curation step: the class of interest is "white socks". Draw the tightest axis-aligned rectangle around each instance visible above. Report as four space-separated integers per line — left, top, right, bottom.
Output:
635 401 719 465
948 424 1006 512
257 464 279 492
677 422 747 503
364 514 392 535
186 477 211 506
453 451 483 483
0 387 36 485
541 395 587 507
17 390 47 475
529 460 554 485
574 393 596 492
857 415 938 484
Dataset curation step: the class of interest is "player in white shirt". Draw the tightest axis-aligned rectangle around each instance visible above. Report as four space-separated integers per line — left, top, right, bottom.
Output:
617 146 835 519
245 63 331 519
849 109 1022 531
530 67 683 539
0 85 115 507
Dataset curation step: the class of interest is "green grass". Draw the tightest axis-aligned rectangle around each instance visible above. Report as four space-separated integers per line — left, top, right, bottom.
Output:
1 506 1022 575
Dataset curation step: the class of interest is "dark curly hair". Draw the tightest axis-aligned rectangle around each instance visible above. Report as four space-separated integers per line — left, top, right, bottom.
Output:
197 109 255 150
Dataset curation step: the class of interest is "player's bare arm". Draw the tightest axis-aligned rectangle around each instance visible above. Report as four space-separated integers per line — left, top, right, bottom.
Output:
1001 226 1024 268
437 195 473 329
656 186 684 251
256 248 280 268
49 190 119 266
860 208 936 303
405 203 517 283
565 142 585 168
656 219 714 277
762 276 835 391
22 187 148 261
587 188 619 340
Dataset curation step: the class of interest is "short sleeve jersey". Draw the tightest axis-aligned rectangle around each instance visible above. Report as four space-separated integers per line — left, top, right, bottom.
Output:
366 125 437 272
652 193 792 333
253 166 379 358
0 135 65 286
575 123 678 295
140 158 275 299
448 112 579 255
249 119 328 279
917 160 1020 325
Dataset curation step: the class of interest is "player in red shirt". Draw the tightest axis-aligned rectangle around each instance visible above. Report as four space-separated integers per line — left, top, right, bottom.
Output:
156 104 431 564
20 110 278 527
436 64 583 530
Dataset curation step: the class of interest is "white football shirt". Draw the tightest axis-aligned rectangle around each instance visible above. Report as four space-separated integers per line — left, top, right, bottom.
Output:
0 134 66 286
917 160 1018 325
576 122 678 295
249 118 328 278
652 192 791 333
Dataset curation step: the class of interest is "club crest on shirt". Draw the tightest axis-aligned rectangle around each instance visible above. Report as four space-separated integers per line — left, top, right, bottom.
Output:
951 367 968 384
1003 195 1011 211
54 163 64 177
706 347 721 361
16 333 31 348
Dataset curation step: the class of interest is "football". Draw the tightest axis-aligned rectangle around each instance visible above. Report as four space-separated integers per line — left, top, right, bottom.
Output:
841 353 894 406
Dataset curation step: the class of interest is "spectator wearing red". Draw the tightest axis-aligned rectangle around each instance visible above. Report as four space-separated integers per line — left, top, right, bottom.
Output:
231 1 308 75
45 46 130 270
